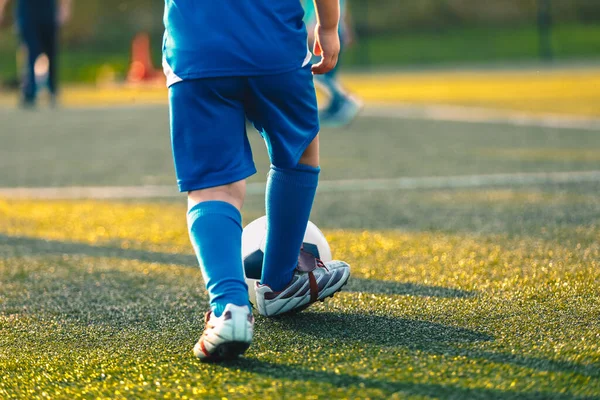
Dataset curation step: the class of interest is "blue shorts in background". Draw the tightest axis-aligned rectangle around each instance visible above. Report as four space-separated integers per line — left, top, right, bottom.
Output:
169 64 319 192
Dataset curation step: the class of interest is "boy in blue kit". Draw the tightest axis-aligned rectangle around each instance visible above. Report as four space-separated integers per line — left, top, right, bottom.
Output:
163 0 351 362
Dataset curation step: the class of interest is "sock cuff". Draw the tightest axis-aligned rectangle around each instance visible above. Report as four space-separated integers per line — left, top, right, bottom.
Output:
294 163 321 174
270 164 320 188
187 201 242 228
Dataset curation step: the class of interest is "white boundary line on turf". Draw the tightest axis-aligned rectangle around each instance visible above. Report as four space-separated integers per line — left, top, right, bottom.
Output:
2 103 598 131
1 170 599 200
362 104 600 131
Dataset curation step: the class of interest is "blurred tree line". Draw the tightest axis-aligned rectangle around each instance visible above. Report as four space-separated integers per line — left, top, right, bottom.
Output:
351 0 600 35
51 0 600 47
1 0 599 83
58 0 163 48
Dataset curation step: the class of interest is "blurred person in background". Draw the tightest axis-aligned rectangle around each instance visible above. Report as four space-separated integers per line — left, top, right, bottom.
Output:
0 0 72 107
303 0 361 127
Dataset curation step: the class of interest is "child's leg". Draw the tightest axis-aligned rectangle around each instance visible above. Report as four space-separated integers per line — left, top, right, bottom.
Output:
169 77 256 361
169 77 257 316
187 188 255 362
187 181 249 317
245 65 322 292
260 137 320 291
246 66 351 317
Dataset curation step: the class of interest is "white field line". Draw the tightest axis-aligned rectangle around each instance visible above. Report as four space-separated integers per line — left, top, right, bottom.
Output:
1 170 599 200
2 103 598 130
362 104 600 131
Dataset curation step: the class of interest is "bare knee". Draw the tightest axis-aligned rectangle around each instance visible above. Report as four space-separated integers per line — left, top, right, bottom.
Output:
188 180 246 210
298 134 319 167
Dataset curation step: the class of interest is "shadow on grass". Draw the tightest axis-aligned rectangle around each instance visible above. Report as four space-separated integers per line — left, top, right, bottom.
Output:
346 277 475 298
454 349 600 380
262 311 599 380
223 358 588 400
0 233 475 299
271 311 492 348
0 233 197 264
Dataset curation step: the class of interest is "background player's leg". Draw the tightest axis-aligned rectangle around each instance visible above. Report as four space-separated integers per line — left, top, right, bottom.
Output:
315 63 345 114
187 182 249 317
20 25 41 106
315 42 362 127
260 137 320 291
42 22 59 103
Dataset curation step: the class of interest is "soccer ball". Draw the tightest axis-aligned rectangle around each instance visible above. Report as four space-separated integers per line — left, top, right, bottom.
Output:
242 216 332 305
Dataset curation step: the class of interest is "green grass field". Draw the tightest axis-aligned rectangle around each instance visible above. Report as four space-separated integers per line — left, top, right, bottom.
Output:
344 24 600 67
1 103 600 399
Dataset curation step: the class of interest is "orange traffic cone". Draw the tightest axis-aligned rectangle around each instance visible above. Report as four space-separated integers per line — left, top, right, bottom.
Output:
127 33 164 83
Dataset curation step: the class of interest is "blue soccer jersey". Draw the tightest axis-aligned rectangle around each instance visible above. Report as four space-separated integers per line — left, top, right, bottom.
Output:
163 0 311 86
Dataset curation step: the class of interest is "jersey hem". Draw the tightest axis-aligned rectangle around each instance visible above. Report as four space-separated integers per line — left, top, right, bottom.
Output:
166 62 309 87
177 164 257 192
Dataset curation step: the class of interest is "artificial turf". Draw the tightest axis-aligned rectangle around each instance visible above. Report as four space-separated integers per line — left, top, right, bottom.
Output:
1 107 600 188
2 66 600 116
1 86 600 398
0 193 599 399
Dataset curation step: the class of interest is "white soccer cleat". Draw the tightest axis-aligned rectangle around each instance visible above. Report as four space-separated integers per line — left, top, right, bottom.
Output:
255 251 350 317
193 304 254 362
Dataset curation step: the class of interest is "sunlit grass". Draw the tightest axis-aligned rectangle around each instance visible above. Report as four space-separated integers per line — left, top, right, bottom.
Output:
343 68 600 117
1 87 599 397
1 67 599 117
0 199 599 398
0 199 190 252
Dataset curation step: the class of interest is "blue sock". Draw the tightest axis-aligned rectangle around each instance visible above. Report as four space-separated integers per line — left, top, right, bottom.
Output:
187 201 248 317
261 164 320 291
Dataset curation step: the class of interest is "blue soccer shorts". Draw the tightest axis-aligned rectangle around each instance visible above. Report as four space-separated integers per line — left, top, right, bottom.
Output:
168 64 320 192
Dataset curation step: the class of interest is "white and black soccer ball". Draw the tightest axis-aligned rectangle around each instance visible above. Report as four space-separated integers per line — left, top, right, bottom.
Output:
242 216 332 305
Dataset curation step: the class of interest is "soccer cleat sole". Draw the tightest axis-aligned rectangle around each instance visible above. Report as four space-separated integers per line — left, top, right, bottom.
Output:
198 341 250 363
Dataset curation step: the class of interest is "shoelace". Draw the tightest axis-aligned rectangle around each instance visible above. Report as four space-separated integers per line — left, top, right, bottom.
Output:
316 258 326 269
